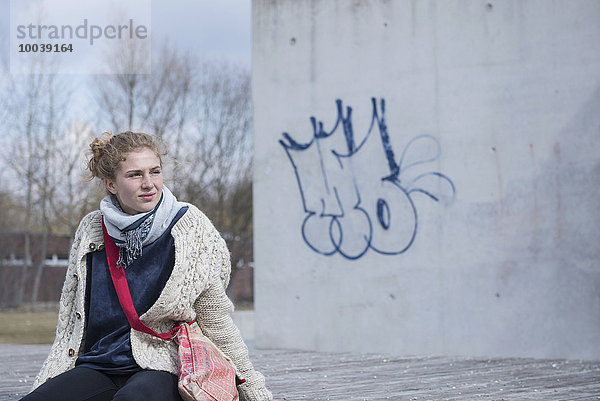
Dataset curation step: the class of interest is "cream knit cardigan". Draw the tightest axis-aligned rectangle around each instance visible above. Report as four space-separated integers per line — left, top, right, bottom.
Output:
31 204 272 401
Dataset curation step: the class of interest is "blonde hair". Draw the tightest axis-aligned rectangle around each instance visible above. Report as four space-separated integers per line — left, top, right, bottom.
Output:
87 131 167 180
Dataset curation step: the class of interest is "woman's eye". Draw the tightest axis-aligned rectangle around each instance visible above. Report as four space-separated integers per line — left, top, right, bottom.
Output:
151 170 161 175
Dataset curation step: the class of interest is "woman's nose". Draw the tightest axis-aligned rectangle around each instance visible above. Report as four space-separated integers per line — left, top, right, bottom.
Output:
141 174 153 188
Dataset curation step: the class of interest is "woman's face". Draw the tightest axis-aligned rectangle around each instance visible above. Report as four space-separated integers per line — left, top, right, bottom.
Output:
104 147 163 215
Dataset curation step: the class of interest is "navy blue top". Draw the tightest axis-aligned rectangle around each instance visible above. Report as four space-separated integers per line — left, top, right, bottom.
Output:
76 207 188 372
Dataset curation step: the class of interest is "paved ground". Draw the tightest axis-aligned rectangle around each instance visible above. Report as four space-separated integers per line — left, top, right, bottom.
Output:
1 344 599 400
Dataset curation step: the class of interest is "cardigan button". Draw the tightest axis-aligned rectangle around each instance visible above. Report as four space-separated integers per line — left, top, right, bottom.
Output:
68 348 76 357
76 312 82 320
89 243 97 251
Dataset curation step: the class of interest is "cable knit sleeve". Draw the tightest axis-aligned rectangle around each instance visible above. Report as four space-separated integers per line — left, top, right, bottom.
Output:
193 234 273 401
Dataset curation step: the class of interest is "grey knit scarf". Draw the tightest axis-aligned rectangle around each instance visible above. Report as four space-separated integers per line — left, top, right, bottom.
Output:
100 186 185 268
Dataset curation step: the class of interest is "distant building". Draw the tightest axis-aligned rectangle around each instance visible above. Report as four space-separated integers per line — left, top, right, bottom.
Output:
0 232 71 307
0 232 70 267
0 231 253 308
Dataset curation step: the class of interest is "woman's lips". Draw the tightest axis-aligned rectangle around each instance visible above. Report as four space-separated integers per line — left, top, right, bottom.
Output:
139 193 155 200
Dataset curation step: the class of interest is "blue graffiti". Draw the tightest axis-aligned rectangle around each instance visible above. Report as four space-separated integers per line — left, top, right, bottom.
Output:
279 98 456 260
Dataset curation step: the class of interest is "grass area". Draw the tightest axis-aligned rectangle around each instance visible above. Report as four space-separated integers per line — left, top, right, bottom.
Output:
0 304 252 344
0 309 58 344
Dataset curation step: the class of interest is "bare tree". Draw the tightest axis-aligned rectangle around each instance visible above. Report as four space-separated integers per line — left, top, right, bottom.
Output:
49 121 100 238
93 40 195 193
0 186 22 232
30 72 70 304
3 64 44 305
1 55 73 305
93 41 194 131
181 60 253 270
93 37 150 131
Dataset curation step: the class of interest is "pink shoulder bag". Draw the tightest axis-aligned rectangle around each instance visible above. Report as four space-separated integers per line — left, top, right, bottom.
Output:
102 219 243 401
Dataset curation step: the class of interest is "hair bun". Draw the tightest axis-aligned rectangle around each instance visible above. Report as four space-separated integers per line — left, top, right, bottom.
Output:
87 132 113 179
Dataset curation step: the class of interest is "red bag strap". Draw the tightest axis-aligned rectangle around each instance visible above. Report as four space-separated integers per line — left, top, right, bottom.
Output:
102 218 173 341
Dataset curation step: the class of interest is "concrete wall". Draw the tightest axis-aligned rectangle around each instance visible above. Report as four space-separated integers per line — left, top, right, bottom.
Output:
252 0 600 359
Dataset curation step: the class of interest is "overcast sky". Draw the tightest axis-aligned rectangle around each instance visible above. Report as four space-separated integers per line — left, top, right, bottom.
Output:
0 0 252 124
0 0 252 69
151 0 251 66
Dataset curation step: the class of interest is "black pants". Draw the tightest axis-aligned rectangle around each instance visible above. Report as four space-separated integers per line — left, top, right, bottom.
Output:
21 366 182 401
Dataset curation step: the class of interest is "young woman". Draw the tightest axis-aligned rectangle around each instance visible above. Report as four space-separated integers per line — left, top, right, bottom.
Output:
22 131 273 401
